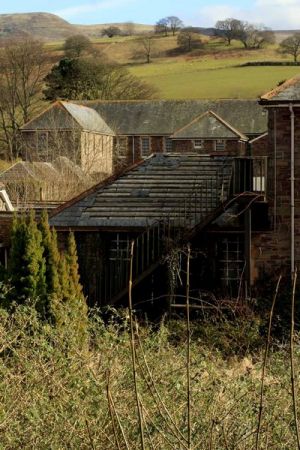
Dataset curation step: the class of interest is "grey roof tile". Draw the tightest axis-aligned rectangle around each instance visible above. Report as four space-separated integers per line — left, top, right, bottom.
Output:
171 111 248 140
50 153 233 229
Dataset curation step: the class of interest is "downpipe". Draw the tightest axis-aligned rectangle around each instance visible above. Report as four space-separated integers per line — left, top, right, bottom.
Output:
290 104 295 277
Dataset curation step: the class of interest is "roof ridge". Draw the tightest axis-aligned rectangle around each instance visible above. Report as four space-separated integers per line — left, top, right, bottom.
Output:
261 76 300 101
208 110 248 140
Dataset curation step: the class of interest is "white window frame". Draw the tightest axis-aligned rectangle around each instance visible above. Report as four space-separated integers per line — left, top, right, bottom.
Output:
140 136 151 158
215 139 226 151
194 139 204 150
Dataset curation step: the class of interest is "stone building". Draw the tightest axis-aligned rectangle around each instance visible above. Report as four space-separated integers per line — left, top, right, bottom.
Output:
252 76 300 279
8 82 300 307
20 99 267 176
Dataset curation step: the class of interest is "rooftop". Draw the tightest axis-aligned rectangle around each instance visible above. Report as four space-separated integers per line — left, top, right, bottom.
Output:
50 153 233 229
171 110 248 140
22 99 268 136
260 76 300 103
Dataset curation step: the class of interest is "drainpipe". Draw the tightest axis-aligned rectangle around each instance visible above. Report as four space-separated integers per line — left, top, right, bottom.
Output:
289 104 295 276
132 136 135 163
274 110 277 230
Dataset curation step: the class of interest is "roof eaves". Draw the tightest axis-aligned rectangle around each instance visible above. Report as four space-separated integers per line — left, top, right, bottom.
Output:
249 132 268 144
82 128 116 136
208 111 249 141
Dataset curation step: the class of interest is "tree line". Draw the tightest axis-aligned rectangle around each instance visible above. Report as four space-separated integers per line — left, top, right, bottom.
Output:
0 36 155 160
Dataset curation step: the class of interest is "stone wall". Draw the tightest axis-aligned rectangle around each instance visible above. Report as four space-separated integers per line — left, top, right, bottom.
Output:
21 129 81 164
251 107 300 281
81 131 113 176
251 133 268 157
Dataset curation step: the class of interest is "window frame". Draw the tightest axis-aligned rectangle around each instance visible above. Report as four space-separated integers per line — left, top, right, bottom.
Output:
140 136 151 158
193 139 204 150
215 139 226 152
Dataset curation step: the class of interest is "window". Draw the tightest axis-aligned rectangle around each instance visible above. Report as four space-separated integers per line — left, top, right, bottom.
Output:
219 237 245 289
215 140 226 151
116 137 128 159
141 137 151 158
109 234 131 262
37 131 49 159
164 138 173 152
194 139 204 150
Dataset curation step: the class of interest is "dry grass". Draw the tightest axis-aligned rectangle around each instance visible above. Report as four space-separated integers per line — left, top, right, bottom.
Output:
0 302 299 449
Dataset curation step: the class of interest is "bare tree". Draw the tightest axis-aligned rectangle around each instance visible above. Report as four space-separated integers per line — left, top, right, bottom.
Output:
155 18 169 36
279 33 300 62
0 38 50 160
140 37 153 63
167 16 183 36
236 22 275 49
215 18 243 45
177 31 202 52
63 34 92 58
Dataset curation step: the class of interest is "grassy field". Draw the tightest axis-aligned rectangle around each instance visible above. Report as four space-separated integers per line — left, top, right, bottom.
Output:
0 303 298 449
130 62 300 99
44 34 300 99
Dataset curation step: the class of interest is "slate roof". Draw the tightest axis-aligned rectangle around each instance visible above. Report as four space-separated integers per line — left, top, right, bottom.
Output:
22 99 267 136
50 153 233 229
21 102 115 134
171 111 248 140
88 100 267 136
61 102 114 134
260 76 300 103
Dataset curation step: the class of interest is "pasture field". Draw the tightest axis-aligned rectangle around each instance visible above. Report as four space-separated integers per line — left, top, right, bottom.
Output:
129 57 300 99
44 34 300 99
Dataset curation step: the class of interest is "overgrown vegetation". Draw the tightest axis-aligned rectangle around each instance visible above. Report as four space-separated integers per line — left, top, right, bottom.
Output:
0 301 299 449
1 215 300 449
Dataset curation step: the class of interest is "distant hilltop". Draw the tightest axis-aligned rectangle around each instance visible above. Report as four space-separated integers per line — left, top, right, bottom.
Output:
0 12 298 42
0 12 154 41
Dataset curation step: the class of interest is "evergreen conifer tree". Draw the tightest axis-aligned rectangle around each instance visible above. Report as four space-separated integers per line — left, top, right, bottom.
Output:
9 212 46 306
66 232 83 299
65 232 88 345
39 210 61 318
